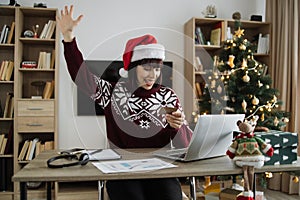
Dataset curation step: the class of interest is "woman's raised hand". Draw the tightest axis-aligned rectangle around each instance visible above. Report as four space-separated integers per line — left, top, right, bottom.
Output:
56 5 83 42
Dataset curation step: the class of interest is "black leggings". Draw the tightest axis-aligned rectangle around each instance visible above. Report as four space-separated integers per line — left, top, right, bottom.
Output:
106 178 182 200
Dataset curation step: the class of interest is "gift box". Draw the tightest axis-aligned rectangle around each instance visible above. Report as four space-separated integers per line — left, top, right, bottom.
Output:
255 130 298 165
219 188 242 200
281 172 299 194
267 172 281 191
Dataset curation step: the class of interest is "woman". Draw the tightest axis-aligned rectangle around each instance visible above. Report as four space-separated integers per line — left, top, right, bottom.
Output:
57 5 193 200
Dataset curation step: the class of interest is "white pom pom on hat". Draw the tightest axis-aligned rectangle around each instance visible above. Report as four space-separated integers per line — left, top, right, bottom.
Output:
119 34 165 78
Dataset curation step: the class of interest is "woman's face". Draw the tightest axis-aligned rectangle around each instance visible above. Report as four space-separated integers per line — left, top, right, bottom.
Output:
136 64 161 90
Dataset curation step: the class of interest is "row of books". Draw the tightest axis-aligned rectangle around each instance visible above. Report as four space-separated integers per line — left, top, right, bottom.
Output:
0 21 15 44
1 92 14 118
0 125 13 155
195 22 222 46
0 60 14 81
257 33 270 54
39 20 56 39
18 139 54 161
37 50 55 69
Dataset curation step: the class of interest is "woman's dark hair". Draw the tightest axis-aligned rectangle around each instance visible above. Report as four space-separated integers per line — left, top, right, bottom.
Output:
127 59 163 88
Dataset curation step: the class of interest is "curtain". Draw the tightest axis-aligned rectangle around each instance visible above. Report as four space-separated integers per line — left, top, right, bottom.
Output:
266 0 300 153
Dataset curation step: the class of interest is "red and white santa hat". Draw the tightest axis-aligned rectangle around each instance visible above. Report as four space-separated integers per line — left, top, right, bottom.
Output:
119 34 165 78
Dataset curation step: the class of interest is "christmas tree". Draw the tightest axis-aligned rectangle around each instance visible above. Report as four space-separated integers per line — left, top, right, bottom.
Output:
198 21 289 130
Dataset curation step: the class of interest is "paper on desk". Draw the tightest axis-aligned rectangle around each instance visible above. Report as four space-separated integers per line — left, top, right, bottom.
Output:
82 149 121 161
92 158 177 173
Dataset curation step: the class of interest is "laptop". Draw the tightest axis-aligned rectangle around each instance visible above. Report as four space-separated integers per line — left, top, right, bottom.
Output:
154 114 245 162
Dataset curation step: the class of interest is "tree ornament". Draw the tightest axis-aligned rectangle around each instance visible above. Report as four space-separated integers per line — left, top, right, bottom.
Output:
261 113 265 121
232 11 241 20
227 55 235 68
283 117 289 123
211 80 216 88
258 80 263 87
266 85 270 89
217 85 222 94
241 59 247 69
239 44 246 51
274 117 279 126
234 27 245 38
243 73 250 82
242 100 247 112
292 176 299 183
252 96 259 105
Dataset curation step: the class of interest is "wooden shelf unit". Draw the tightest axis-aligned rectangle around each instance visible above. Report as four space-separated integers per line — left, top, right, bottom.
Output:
0 6 59 200
184 17 271 122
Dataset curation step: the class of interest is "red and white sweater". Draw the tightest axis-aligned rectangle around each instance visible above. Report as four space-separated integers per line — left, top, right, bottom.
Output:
63 38 193 149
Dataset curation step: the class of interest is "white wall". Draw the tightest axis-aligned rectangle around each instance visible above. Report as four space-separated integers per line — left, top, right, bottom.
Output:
18 0 265 149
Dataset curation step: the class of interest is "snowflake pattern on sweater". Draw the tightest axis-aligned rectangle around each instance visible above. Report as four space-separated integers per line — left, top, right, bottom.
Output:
91 75 179 129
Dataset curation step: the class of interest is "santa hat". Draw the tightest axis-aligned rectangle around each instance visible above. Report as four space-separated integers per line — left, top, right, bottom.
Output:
119 34 165 78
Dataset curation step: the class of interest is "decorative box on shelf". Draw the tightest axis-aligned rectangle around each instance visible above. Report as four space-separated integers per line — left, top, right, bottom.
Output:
255 130 298 165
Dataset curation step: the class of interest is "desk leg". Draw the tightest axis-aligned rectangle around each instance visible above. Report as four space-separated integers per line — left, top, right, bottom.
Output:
98 181 104 200
46 182 52 200
20 182 27 200
253 173 256 198
189 177 197 200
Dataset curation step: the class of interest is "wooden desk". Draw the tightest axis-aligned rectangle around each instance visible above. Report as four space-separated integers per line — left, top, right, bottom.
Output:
12 149 300 200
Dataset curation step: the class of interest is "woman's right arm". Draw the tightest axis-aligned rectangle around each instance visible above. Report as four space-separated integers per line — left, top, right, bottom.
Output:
57 5 113 107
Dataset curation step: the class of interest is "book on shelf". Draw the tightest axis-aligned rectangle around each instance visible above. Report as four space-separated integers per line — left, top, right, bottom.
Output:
2 92 13 118
35 141 42 157
0 60 14 81
37 51 51 69
43 80 54 99
39 20 56 39
6 21 15 44
195 26 206 45
195 56 204 71
210 28 221 46
195 82 203 99
257 33 270 54
44 140 54 150
25 140 33 161
45 20 56 39
7 96 14 118
0 134 5 153
50 49 55 69
26 138 39 161
0 60 8 80
0 138 7 154
18 140 30 161
39 22 49 39
0 24 9 44
4 61 14 81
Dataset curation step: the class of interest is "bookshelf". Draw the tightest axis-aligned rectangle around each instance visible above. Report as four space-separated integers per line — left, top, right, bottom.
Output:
0 6 59 200
13 6 58 200
0 6 15 199
184 17 271 122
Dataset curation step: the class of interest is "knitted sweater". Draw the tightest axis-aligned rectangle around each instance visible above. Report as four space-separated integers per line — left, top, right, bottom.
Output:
63 38 193 149
227 132 272 158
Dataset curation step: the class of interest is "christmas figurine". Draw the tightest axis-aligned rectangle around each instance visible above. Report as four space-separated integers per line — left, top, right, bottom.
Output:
226 116 274 200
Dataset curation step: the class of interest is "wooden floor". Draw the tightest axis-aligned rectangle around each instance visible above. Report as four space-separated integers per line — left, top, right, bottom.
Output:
182 186 300 200
258 187 300 200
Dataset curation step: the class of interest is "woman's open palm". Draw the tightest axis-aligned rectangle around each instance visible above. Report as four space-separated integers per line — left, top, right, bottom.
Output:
56 5 83 36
